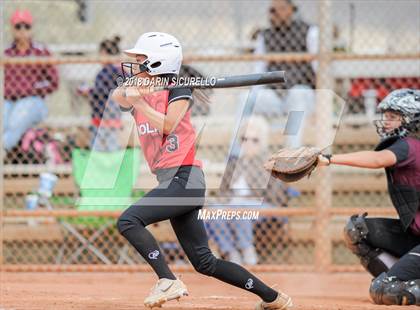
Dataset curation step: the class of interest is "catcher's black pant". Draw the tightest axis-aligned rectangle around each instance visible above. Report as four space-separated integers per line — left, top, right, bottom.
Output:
365 218 420 281
117 165 278 302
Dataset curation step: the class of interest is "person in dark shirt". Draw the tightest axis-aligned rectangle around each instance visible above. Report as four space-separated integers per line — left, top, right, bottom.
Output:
4 9 59 151
246 0 318 148
317 89 420 305
78 36 122 151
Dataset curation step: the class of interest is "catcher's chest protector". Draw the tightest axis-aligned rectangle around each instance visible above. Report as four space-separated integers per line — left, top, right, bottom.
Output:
386 177 420 231
376 137 420 230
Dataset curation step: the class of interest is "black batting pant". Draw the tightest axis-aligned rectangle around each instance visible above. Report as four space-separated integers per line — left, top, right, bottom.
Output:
365 217 420 280
117 165 278 302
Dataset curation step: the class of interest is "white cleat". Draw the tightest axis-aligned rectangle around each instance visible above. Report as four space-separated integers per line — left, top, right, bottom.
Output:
144 278 188 308
255 291 293 310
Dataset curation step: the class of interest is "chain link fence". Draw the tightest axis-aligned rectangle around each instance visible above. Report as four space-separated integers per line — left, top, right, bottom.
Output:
1 0 419 271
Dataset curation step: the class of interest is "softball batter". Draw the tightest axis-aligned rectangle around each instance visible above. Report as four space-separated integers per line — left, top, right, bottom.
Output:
112 32 292 310
318 89 420 305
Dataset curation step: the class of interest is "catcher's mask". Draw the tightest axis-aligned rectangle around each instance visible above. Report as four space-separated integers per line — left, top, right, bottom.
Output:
373 89 420 139
373 110 406 139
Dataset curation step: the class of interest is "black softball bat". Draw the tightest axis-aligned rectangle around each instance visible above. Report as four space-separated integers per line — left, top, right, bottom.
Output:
154 70 287 90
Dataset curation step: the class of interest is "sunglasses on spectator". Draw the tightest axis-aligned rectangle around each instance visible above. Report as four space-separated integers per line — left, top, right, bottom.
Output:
241 136 260 143
14 23 31 30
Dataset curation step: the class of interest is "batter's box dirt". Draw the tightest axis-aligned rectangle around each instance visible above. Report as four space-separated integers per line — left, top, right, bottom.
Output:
1 272 417 309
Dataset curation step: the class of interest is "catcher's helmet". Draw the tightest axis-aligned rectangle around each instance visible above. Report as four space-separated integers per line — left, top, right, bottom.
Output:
374 89 420 139
122 32 182 78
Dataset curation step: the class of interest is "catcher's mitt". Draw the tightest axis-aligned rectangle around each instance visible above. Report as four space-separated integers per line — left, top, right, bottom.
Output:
264 146 323 183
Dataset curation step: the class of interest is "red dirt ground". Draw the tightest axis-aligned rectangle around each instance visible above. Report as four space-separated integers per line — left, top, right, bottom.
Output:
0 272 417 310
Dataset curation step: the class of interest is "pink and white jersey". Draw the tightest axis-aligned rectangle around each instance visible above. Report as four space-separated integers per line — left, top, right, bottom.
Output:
129 88 202 173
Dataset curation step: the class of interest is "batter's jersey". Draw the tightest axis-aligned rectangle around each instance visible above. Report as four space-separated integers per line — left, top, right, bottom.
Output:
123 88 202 173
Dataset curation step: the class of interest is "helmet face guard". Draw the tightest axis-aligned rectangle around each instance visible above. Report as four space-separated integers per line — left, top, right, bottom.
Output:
373 119 407 139
373 112 420 139
121 60 150 80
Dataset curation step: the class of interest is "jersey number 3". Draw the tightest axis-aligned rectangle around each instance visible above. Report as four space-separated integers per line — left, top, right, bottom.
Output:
166 134 179 152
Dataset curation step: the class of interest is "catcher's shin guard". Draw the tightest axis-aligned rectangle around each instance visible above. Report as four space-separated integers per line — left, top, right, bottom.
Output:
144 278 188 308
343 213 398 277
255 291 293 310
370 272 420 305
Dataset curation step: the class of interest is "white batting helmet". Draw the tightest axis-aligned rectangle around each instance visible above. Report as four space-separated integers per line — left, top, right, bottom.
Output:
123 32 182 76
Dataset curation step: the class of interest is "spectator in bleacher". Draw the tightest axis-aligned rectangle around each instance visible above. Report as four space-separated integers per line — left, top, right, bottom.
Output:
77 36 122 151
245 0 318 148
206 116 289 265
4 9 59 151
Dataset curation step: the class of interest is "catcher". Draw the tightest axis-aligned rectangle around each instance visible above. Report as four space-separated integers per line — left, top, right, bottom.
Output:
265 89 420 306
